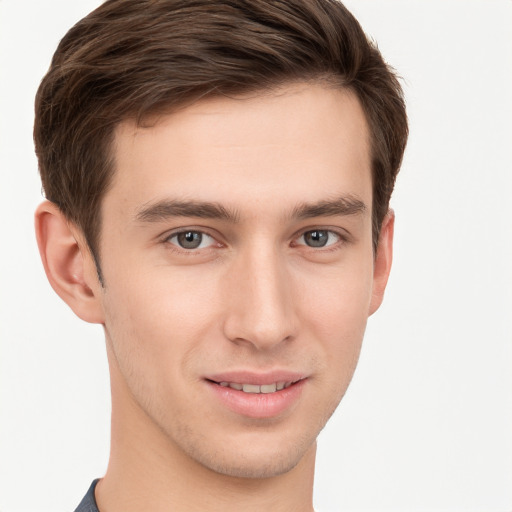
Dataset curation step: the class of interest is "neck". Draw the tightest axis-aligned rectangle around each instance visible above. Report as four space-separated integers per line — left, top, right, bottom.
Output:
96 349 316 512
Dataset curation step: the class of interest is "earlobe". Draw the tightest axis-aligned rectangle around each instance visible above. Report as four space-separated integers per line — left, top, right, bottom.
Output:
35 200 105 324
369 210 394 316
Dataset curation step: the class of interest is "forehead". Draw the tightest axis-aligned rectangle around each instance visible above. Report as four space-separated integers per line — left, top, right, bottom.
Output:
106 83 372 220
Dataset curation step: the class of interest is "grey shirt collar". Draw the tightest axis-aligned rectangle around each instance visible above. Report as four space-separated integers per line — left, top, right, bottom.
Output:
74 479 100 512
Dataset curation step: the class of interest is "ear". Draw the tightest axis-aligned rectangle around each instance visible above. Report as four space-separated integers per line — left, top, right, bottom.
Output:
35 200 105 324
369 210 394 316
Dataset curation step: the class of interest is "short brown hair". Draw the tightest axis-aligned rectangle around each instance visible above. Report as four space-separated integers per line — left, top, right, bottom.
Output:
34 0 408 270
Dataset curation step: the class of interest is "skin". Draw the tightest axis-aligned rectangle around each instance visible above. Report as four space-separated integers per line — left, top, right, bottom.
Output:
35 83 394 512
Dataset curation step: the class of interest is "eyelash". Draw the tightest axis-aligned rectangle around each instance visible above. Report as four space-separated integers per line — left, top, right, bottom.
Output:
162 227 348 254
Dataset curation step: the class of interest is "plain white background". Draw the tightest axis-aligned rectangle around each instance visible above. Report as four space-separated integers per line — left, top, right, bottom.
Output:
0 1 511 511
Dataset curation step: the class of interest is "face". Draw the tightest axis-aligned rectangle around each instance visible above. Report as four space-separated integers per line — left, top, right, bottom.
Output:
95 83 387 478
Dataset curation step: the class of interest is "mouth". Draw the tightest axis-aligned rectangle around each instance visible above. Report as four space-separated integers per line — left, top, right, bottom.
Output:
205 373 307 419
208 379 302 394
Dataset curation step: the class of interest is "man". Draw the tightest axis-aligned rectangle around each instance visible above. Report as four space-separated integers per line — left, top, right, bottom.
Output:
33 0 407 510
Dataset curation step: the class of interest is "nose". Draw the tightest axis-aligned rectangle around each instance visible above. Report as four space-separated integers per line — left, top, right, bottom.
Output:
222 242 297 351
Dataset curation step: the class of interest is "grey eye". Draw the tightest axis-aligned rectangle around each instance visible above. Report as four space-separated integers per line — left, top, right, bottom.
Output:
176 231 203 249
303 230 330 247
166 230 217 251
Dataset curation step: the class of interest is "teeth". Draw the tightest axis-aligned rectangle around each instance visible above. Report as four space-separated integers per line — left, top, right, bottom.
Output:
260 383 277 394
242 384 260 393
218 380 299 393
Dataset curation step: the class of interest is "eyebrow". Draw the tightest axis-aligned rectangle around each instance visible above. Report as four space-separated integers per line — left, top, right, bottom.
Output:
292 195 367 219
135 199 240 223
134 195 367 224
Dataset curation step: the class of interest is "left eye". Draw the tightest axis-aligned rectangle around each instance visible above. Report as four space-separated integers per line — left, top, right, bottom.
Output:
296 229 341 248
167 231 216 250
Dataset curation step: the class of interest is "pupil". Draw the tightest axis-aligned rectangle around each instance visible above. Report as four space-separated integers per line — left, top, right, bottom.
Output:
178 231 202 249
305 230 328 247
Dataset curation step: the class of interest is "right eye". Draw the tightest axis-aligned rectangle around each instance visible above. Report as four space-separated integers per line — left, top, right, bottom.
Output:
166 230 216 250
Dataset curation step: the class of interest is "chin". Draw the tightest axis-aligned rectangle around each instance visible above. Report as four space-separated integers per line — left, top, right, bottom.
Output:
178 426 317 480
197 444 312 479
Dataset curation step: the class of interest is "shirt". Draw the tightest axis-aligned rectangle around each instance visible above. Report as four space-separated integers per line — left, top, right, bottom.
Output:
74 479 100 512
73 478 323 511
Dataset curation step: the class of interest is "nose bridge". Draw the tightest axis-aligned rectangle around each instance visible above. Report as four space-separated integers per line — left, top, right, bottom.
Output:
223 239 296 349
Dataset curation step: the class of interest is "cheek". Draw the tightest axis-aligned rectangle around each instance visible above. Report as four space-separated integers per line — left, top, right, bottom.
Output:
298 258 374 388
100 274 205 421
101 266 219 369
299 254 374 333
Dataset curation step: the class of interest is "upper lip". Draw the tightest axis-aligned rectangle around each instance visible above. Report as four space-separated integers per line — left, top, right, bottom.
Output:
205 370 307 386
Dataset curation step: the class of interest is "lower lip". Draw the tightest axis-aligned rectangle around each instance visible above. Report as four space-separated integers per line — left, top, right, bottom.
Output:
206 379 306 419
